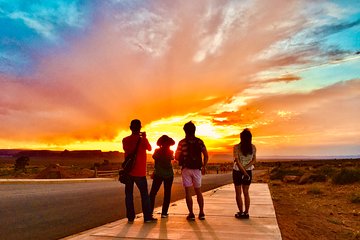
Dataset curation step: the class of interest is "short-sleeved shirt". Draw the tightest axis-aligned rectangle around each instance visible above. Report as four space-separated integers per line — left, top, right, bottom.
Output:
153 148 174 178
122 134 151 177
175 137 206 169
233 143 256 171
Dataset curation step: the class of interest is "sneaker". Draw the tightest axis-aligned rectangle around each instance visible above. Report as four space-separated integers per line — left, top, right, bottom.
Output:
161 214 169 218
144 217 158 223
186 213 195 221
198 213 205 220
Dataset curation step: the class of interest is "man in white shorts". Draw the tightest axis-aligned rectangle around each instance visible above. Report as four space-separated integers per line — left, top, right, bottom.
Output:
175 121 208 220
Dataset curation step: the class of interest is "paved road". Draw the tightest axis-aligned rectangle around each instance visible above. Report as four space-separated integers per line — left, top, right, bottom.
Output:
0 173 232 240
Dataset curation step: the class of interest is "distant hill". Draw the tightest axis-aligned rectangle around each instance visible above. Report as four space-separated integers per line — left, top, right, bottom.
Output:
1 149 358 163
14 149 122 158
0 149 122 158
0 149 24 157
204 152 360 163
208 153 233 163
257 155 360 161
0 149 124 167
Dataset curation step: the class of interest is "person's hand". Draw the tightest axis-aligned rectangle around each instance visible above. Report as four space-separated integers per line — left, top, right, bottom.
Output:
243 174 250 180
201 167 206 175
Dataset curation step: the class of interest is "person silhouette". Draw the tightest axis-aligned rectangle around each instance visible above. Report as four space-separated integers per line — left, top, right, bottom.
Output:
175 121 208 221
149 135 176 218
122 119 157 223
233 128 257 219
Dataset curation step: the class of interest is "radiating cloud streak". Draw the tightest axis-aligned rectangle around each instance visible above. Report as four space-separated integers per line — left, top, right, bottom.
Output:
0 0 359 155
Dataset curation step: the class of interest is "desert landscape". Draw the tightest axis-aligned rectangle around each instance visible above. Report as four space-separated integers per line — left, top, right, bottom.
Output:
1 2 359 240
1 150 359 240
255 159 360 240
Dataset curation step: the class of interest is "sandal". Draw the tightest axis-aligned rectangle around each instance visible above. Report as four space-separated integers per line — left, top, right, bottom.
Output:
186 213 195 221
235 212 243 218
241 212 249 219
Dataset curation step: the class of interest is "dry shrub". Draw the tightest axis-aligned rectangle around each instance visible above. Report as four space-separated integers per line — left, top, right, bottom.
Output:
350 193 360 204
307 186 322 195
332 168 360 185
270 167 304 180
315 165 337 177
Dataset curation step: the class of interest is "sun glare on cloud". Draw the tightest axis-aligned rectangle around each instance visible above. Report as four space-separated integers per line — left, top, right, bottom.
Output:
277 111 293 120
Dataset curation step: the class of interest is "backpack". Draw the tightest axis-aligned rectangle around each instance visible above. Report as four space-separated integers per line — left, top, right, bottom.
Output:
182 139 203 169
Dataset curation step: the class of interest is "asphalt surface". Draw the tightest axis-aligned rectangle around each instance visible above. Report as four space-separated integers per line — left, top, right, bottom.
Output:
0 173 232 240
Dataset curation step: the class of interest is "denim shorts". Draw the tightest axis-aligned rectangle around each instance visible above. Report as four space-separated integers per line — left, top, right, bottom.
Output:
233 169 252 186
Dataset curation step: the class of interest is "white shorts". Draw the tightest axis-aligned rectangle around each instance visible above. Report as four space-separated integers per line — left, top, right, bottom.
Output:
182 168 202 188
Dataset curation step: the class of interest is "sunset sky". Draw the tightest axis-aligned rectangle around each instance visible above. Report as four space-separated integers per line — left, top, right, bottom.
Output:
0 0 359 157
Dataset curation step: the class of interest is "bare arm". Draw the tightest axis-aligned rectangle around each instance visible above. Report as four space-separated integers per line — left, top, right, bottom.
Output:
174 144 181 161
201 146 208 175
233 145 250 177
235 158 249 177
244 146 256 169
202 147 208 167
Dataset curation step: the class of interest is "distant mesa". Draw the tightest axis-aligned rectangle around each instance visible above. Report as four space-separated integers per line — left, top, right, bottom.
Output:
13 150 121 158
36 164 71 179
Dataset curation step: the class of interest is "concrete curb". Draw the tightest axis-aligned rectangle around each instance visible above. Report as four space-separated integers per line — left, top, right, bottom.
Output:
0 178 117 184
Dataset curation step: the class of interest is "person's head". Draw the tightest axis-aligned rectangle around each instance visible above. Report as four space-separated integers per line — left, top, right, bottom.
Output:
240 128 253 156
130 119 141 133
183 121 196 136
240 128 252 144
156 135 175 148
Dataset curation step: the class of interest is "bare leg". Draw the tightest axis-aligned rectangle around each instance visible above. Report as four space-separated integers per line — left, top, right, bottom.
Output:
194 187 204 215
185 187 193 214
234 185 243 213
242 185 250 213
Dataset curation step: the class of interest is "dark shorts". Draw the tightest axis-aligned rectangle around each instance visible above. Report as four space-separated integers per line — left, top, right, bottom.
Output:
233 169 252 186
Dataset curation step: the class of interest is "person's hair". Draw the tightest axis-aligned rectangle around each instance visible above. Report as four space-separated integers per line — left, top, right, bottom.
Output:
156 135 175 147
130 119 141 132
240 128 253 156
183 121 196 136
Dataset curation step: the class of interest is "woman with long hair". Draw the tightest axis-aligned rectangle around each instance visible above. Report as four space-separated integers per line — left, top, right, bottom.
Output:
233 128 256 219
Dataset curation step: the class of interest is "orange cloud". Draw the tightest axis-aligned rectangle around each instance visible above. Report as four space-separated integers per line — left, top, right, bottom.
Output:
207 79 360 155
0 1 358 156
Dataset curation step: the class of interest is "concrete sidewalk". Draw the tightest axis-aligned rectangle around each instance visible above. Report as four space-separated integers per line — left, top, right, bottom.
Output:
62 183 282 240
